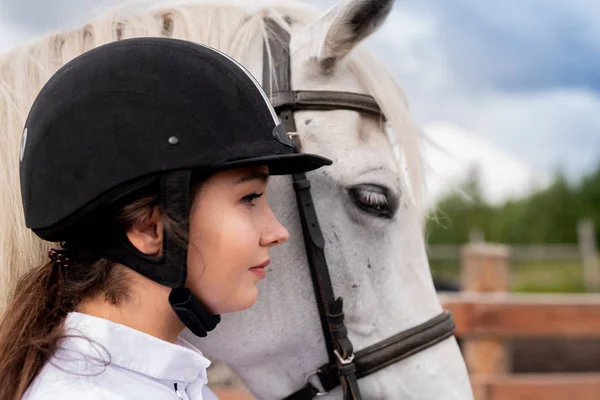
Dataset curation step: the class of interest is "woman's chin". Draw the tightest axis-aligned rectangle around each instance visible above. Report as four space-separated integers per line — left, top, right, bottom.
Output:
217 286 259 314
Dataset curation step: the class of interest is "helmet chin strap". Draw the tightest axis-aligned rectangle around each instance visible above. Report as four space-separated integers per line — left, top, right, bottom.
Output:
169 287 220 337
99 170 221 337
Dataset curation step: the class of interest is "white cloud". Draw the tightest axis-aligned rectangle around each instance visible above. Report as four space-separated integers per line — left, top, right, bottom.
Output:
423 123 551 206
0 20 25 54
464 89 600 177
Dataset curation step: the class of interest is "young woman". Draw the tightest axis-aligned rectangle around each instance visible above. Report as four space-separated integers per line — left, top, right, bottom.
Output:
0 37 331 400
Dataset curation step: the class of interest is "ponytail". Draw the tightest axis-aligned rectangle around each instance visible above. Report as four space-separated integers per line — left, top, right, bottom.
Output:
0 259 74 400
0 254 127 400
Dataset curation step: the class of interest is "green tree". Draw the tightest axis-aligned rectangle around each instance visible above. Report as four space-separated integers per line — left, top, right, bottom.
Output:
427 163 600 245
580 165 600 247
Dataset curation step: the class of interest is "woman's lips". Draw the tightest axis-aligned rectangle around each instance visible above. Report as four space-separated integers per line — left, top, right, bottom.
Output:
249 259 270 279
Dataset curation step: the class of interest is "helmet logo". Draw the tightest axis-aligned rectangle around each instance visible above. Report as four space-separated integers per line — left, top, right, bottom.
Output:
20 127 28 162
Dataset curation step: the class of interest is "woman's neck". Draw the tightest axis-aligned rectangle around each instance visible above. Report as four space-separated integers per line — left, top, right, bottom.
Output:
78 267 184 343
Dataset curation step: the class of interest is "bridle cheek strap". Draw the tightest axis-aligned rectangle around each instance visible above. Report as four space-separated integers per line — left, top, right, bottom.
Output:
264 18 362 400
264 17 456 400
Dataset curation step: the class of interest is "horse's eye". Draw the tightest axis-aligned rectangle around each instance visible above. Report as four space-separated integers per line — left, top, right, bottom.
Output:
348 184 397 219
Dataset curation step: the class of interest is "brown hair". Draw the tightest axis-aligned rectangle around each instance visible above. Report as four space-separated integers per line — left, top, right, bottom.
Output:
0 193 183 400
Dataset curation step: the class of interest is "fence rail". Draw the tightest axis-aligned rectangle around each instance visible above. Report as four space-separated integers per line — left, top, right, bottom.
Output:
471 373 600 400
428 244 583 261
440 292 600 338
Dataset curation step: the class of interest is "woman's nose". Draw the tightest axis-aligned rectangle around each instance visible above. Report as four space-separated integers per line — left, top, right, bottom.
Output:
260 210 290 247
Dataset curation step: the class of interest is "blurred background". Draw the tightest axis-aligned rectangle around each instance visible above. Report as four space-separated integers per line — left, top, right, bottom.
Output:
2 0 599 398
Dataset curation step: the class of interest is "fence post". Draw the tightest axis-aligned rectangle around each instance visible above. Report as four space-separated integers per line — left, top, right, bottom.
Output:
461 243 511 376
578 219 600 292
469 228 485 244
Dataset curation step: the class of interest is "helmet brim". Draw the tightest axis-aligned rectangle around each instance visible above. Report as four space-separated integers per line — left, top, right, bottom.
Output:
216 152 333 175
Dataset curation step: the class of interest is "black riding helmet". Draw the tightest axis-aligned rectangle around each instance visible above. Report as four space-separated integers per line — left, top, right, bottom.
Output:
19 37 332 337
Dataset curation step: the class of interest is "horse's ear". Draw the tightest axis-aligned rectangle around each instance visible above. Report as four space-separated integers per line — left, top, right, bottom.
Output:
308 0 394 71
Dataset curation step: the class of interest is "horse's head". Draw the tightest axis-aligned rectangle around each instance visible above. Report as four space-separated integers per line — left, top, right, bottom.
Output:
192 1 473 398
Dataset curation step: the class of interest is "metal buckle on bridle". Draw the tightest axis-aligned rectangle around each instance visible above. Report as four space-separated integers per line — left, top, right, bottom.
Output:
334 349 355 365
305 370 330 397
287 131 302 151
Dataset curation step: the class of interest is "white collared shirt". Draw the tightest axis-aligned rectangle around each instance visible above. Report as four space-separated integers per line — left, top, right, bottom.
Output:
24 312 219 400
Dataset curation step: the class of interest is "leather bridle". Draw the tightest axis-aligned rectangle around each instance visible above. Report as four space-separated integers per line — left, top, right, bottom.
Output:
262 19 456 400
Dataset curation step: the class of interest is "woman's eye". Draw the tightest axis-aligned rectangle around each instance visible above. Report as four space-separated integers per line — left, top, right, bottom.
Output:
348 184 397 218
242 192 264 205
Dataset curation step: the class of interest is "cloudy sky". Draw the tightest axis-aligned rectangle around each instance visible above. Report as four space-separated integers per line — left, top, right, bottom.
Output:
1 0 598 203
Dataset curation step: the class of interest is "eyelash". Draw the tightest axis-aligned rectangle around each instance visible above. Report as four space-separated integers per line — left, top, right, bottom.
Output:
242 192 264 205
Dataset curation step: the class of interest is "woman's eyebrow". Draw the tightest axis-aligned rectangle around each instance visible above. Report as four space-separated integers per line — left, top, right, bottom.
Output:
234 171 269 184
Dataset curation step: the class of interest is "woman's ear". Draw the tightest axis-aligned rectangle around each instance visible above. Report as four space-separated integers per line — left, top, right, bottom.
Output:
126 206 164 256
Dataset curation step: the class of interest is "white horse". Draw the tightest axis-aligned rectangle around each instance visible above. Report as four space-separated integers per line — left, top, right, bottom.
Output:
0 0 473 398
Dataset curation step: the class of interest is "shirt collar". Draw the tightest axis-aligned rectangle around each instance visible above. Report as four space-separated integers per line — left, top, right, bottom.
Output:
61 312 211 384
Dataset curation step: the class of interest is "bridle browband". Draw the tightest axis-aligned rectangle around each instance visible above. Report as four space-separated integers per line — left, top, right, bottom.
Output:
262 19 456 399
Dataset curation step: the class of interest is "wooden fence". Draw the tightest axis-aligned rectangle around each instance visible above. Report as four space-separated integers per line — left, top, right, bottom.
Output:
430 219 600 291
428 243 583 261
440 292 600 399
439 243 600 400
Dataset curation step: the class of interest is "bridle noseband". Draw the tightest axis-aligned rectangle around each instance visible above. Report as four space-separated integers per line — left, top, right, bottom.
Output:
262 19 456 400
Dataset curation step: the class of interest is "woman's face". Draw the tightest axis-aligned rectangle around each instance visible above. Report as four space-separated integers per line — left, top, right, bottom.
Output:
186 166 289 314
